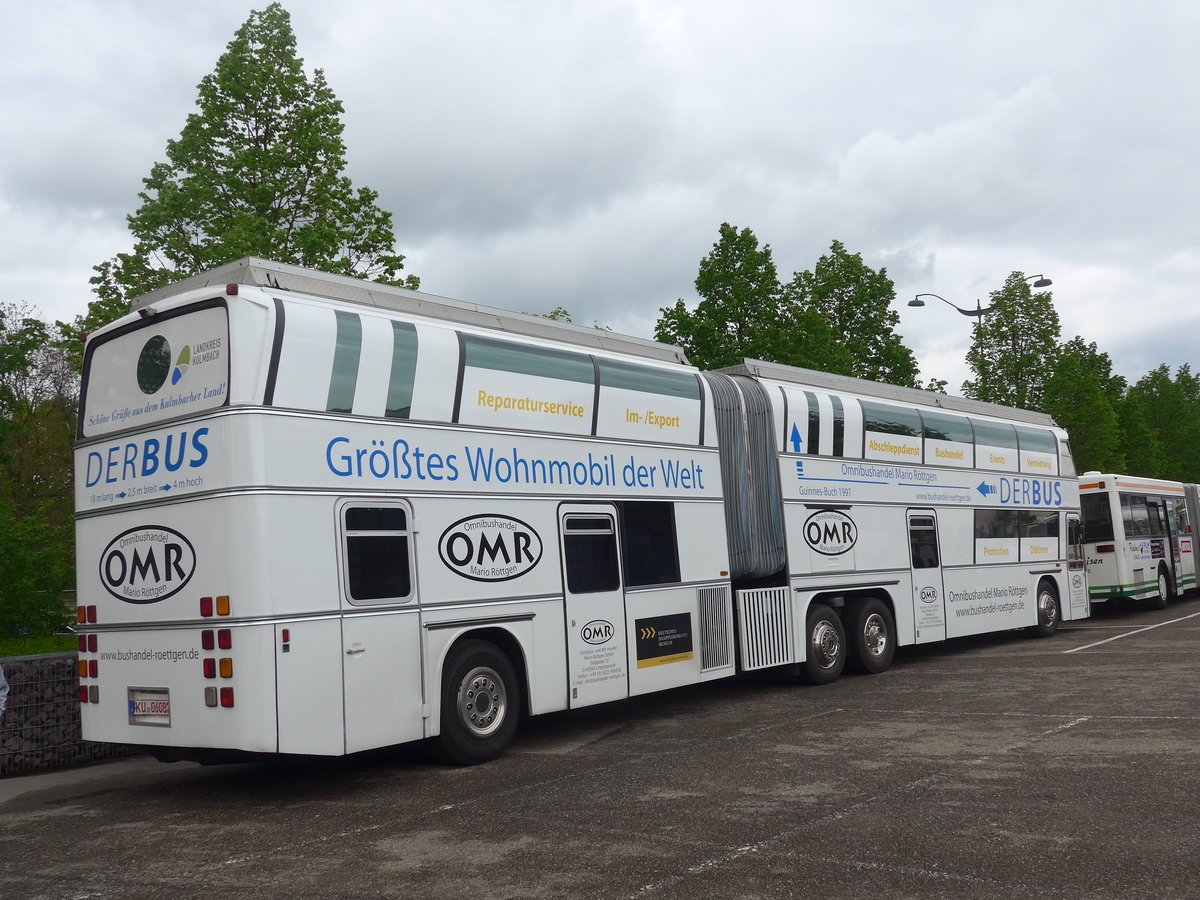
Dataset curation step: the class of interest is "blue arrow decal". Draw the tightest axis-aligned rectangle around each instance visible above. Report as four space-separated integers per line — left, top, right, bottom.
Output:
977 482 997 497
116 491 127 499
161 484 172 492
790 423 804 453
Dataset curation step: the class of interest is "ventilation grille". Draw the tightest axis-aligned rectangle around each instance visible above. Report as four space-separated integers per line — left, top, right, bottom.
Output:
737 587 795 670
698 585 733 671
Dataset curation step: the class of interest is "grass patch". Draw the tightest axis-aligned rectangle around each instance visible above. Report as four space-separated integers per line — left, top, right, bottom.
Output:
0 633 78 657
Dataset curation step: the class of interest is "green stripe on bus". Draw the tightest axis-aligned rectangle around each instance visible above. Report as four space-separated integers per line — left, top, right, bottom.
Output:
327 311 362 414
385 320 418 418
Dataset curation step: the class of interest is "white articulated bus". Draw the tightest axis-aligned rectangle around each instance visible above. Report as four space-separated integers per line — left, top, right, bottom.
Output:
1079 473 1199 608
74 258 1085 765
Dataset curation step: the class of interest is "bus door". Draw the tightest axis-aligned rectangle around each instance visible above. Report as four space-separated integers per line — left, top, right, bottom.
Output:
908 510 946 643
559 505 629 708
1066 512 1089 618
1165 496 1195 594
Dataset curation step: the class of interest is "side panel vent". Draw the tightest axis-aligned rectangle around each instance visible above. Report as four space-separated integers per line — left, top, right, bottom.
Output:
736 587 794 670
698 585 733 671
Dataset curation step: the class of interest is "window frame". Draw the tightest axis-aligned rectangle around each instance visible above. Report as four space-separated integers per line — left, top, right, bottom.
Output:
339 500 415 606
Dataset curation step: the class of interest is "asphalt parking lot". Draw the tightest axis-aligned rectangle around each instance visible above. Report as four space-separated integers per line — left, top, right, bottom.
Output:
2 597 1198 899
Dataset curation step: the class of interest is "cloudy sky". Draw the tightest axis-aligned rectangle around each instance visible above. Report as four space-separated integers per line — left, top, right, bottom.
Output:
2 1 1197 391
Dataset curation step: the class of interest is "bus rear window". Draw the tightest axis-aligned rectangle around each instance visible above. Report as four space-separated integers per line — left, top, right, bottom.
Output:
1081 494 1114 543
80 303 229 438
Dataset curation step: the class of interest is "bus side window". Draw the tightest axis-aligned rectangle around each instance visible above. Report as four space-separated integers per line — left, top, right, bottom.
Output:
615 501 681 586
563 517 621 594
909 516 939 569
344 505 412 602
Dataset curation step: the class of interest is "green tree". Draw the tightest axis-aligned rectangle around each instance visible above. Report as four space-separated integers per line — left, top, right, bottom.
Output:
783 239 919 387
962 273 1060 409
656 224 851 373
1115 393 1165 478
78 2 416 338
1041 338 1123 474
0 303 76 638
1124 365 1200 482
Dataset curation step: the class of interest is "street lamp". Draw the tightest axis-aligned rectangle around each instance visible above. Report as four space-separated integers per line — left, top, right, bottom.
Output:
907 274 1052 318
907 293 991 317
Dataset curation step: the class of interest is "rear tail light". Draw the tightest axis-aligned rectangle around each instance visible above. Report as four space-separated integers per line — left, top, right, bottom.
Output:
203 658 216 679
88 660 98 679
78 636 87 652
1096 544 1115 553
88 634 97 652
78 660 88 678
219 658 234 678
200 596 213 617
217 629 232 650
79 686 89 703
220 687 235 708
201 630 215 651
216 595 231 616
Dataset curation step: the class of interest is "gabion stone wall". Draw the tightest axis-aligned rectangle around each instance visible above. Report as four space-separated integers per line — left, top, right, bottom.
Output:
0 653 137 777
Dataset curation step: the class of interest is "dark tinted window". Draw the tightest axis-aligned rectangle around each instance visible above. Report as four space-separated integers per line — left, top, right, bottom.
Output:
344 506 411 602
616 501 681 586
564 516 620 593
922 411 973 443
862 400 921 437
975 509 1020 539
909 516 940 568
1081 494 1114 543
972 419 1018 449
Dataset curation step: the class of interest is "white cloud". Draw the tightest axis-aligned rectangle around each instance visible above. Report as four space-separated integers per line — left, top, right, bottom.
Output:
3 0 1200 396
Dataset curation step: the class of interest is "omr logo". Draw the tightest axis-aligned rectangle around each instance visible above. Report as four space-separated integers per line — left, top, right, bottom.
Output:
171 345 191 385
100 526 196 604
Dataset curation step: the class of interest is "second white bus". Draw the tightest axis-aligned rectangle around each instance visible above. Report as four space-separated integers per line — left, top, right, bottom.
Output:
1079 473 1199 608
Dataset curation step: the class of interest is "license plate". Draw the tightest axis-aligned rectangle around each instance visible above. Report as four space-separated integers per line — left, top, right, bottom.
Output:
128 688 171 727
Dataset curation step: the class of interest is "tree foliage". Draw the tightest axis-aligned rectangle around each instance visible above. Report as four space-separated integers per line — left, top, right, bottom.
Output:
784 240 919 387
0 303 76 638
1041 338 1124 474
962 273 1061 409
1124 365 1200 482
80 2 415 337
655 224 852 373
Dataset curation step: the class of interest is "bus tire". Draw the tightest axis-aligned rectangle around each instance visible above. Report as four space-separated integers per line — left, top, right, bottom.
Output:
1030 580 1061 637
433 640 521 766
846 597 895 674
1149 566 1172 610
799 604 846 685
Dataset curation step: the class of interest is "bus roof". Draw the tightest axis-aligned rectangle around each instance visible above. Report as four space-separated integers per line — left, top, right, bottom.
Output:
722 358 1062 428
128 257 690 367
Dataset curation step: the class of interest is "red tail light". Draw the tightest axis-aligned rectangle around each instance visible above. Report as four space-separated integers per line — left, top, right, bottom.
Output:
217 629 232 650
203 659 216 679
220 687 235 708
1096 544 1115 553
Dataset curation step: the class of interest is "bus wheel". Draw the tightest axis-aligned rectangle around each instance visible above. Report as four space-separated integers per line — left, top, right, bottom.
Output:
799 605 846 685
435 640 521 766
1030 581 1061 637
1149 566 1172 610
846 598 895 674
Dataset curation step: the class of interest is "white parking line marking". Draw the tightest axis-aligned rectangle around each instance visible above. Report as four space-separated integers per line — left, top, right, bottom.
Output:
1063 611 1200 653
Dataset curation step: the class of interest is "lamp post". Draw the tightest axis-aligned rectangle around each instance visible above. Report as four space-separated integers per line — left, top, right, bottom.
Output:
905 275 1052 401
906 274 1052 318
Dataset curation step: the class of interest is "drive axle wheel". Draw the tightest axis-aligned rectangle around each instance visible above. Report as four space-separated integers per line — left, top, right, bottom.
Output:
1030 580 1061 637
433 640 520 766
847 598 895 674
799 605 846 685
